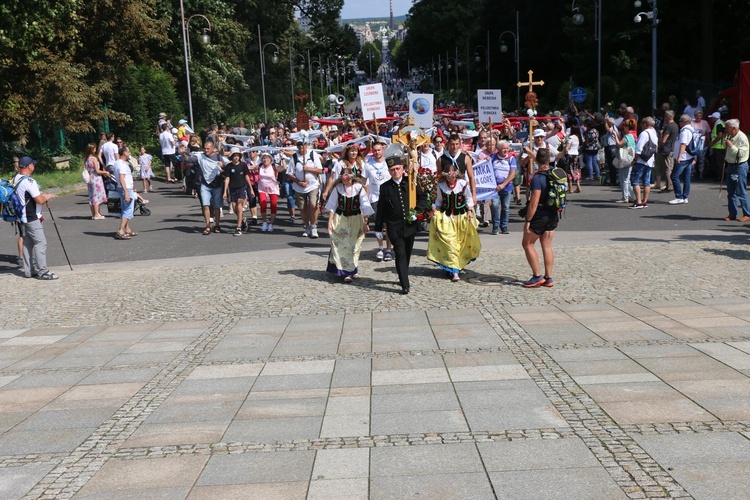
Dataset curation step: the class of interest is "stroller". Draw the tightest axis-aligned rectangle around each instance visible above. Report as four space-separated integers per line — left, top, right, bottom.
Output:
104 167 152 216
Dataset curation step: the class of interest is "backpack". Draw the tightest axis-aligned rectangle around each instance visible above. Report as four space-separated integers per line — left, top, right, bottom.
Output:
638 130 657 161
685 127 705 156
540 167 568 213
0 175 28 223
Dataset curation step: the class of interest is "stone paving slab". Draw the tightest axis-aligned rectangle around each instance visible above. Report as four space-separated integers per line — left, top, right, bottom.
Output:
2 238 750 498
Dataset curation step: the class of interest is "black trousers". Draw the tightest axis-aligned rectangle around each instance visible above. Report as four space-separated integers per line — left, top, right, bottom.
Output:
388 230 415 289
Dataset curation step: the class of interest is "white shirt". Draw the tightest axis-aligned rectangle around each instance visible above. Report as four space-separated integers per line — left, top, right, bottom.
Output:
362 158 390 202
159 130 176 155
634 128 659 167
324 183 375 217
433 179 474 210
674 125 695 162
101 141 118 167
115 159 134 190
419 149 438 173
567 134 580 156
12 174 41 223
287 150 322 193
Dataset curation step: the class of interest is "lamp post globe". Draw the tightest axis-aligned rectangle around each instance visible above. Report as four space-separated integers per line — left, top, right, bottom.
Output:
200 33 210 45
499 41 508 54
572 12 584 25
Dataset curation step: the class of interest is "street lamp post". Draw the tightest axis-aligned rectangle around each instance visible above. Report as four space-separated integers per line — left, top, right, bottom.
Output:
572 0 602 111
258 25 279 124
499 11 520 110
292 50 305 113
179 0 212 130
634 0 658 111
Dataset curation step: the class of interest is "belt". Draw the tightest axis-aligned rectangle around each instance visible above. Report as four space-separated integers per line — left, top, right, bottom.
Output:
726 160 747 166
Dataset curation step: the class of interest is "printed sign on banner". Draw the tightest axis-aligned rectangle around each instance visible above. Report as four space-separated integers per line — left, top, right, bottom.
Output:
472 159 498 201
477 89 503 123
359 83 386 119
408 93 434 129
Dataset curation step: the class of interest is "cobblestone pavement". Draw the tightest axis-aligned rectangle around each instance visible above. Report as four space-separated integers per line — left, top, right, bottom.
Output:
1 236 750 498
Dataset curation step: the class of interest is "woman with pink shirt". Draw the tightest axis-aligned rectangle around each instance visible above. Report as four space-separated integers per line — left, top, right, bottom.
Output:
257 152 284 232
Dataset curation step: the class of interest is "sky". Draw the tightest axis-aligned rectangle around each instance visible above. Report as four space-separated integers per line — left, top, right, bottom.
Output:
341 0 412 20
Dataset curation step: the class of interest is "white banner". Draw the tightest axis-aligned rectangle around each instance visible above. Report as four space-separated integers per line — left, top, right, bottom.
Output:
359 83 386 119
477 89 502 123
473 159 497 201
408 93 434 129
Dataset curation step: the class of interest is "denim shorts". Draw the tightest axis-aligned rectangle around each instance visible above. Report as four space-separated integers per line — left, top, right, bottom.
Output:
200 184 223 208
629 163 652 187
120 189 135 219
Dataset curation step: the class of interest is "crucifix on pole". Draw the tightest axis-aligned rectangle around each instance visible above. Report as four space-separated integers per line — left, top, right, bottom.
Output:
517 69 544 138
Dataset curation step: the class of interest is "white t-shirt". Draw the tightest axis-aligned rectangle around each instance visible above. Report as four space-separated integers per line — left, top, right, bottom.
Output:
12 174 41 223
362 158 391 202
674 126 695 162
287 150 321 193
691 119 710 139
634 128 659 167
683 105 697 120
101 141 118 167
567 134 580 156
114 159 134 190
159 130 176 155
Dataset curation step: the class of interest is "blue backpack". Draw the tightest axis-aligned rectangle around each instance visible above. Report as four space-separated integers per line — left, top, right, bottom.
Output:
685 127 705 156
0 175 28 223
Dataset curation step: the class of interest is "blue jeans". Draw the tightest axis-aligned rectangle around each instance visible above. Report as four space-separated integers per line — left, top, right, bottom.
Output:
490 191 511 231
671 160 692 200
284 180 296 209
583 151 600 179
726 162 750 218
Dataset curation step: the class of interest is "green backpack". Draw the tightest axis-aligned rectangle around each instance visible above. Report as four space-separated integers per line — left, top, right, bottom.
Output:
540 167 568 213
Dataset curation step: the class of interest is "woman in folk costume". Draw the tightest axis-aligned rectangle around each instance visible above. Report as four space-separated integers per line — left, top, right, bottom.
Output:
426 164 482 282
326 166 374 283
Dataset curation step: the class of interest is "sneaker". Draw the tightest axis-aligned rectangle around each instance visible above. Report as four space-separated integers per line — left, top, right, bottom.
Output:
491 228 499 235
209 217 215 224
250 218 258 226
480 221 489 228
451 273 460 282
267 224 273 232
383 250 393 262
542 276 555 287
522 275 545 288
501 229 510 234
376 249 384 261
668 198 685 205
629 203 643 209
684 198 688 204
288 216 295 223
641 202 648 208
311 226 319 238
302 225 309 237
234 227 242 236
344 275 353 283
261 221 268 232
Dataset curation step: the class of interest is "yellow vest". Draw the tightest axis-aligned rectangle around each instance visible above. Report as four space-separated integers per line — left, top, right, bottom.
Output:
711 120 726 150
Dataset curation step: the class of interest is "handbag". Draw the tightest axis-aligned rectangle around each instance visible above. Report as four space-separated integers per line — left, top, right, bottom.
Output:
614 145 635 168
81 168 91 184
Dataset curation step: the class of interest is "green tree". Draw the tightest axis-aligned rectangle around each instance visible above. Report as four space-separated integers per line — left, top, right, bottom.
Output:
358 43 382 79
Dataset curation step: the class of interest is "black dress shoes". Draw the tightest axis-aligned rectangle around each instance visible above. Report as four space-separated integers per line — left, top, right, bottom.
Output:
400 288 409 295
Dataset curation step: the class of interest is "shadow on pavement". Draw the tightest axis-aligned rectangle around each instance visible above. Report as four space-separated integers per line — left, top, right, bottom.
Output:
703 247 750 260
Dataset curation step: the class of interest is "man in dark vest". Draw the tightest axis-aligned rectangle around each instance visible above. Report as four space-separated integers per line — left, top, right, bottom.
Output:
375 148 428 294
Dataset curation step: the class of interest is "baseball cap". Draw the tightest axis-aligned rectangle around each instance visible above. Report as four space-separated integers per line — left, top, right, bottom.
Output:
18 156 37 168
179 119 188 125
533 129 546 138
709 112 721 119
329 125 338 131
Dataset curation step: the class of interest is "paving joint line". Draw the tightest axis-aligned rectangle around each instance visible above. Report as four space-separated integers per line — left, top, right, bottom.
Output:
23 316 239 500
481 306 694 499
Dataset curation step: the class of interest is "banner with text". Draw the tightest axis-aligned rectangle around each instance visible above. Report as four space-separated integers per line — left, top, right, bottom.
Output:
408 93 434 129
473 159 498 201
477 89 503 123
359 83 387 119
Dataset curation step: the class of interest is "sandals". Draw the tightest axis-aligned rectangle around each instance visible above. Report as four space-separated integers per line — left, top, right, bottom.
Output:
202 227 212 235
213 226 222 233
126 231 138 237
114 232 131 240
92 215 106 220
36 272 59 281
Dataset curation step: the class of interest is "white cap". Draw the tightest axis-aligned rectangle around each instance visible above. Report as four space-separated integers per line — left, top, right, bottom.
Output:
533 129 546 138
229 147 242 158
329 125 338 131
709 112 721 119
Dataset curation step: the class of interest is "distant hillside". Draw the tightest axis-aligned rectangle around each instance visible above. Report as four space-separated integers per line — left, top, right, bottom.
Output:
343 15 407 26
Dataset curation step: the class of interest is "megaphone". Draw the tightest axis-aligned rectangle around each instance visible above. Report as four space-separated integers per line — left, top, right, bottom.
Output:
328 94 345 105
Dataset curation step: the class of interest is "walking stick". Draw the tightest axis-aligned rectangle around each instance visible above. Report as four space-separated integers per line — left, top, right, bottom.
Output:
718 159 726 199
45 202 73 270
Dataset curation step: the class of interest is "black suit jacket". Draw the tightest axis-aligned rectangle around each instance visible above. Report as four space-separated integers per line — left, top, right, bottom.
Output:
375 176 428 238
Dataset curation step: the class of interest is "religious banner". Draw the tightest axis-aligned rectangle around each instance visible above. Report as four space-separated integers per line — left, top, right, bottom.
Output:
477 90 502 123
359 83 387 119
472 159 498 201
408 93 434 129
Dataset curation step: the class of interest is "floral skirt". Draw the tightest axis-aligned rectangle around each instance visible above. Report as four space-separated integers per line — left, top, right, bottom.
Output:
327 213 365 277
426 211 482 274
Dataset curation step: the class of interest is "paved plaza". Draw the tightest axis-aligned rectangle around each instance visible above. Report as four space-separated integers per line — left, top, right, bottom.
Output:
1 181 750 499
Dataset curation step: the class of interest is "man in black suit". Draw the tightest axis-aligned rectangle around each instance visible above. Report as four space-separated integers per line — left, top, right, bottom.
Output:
374 152 428 294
